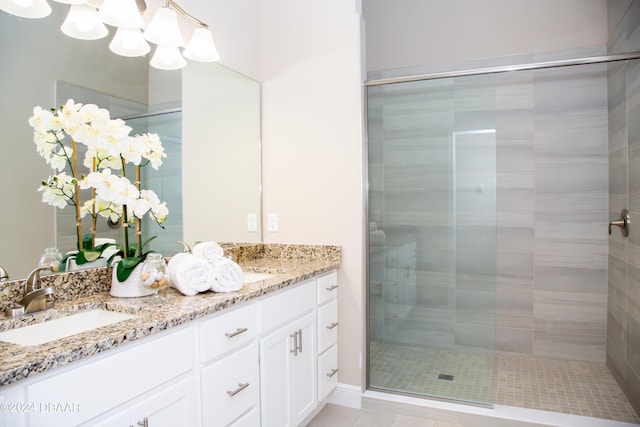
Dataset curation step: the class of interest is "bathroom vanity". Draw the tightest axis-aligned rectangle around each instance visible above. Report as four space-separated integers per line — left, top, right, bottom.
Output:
0 244 340 427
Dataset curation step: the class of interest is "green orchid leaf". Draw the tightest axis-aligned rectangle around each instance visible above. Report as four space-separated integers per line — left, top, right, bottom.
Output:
116 257 143 282
75 251 87 265
141 236 157 252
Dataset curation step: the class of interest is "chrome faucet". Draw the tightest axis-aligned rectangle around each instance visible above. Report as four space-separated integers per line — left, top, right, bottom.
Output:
17 265 56 315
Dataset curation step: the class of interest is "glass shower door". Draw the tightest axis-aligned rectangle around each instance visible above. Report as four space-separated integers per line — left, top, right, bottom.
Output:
367 74 497 406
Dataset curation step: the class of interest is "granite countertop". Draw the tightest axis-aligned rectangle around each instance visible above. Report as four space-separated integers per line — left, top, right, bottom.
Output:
0 244 340 387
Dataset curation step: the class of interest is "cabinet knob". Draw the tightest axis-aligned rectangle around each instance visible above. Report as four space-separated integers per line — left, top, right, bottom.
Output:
137 418 149 427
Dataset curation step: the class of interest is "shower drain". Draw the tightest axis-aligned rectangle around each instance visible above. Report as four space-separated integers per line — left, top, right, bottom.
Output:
438 373 454 381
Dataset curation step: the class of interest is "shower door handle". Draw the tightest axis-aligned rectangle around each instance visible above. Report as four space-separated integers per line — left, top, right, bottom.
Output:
609 209 630 237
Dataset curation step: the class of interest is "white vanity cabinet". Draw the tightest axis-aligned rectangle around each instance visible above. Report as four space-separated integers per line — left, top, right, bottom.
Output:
315 272 339 400
258 279 317 427
0 268 339 427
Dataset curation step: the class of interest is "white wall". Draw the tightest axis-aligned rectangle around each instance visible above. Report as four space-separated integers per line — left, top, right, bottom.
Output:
259 0 365 387
364 0 608 72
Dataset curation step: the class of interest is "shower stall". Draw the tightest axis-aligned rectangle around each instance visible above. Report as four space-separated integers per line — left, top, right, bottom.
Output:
365 40 640 425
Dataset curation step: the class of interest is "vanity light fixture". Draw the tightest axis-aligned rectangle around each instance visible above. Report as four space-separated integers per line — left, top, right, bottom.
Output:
0 0 220 70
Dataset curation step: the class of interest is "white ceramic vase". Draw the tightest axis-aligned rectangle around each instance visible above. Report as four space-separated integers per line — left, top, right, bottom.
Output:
110 262 155 298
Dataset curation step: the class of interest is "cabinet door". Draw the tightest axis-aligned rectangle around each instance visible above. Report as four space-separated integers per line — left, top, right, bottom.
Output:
129 376 199 427
291 312 317 424
259 312 316 427
260 321 293 427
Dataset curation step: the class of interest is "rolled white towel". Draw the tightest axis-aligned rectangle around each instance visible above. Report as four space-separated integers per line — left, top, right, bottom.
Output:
168 253 216 296
210 258 244 293
192 241 224 265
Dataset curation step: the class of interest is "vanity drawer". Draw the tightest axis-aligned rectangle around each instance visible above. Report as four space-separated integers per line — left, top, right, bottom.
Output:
318 344 338 401
199 303 256 362
257 279 315 334
316 271 338 305
201 342 259 427
317 298 338 353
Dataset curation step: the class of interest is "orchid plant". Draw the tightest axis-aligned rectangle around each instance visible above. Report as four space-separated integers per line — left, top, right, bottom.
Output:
29 99 169 281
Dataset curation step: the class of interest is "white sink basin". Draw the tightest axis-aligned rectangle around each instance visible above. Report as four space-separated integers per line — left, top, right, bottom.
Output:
0 309 137 346
243 272 274 283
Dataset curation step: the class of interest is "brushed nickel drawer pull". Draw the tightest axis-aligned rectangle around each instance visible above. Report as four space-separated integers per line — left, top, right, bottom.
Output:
225 327 248 338
290 332 298 355
137 418 149 427
325 285 338 291
297 328 303 353
326 322 339 330
326 368 339 378
227 382 250 396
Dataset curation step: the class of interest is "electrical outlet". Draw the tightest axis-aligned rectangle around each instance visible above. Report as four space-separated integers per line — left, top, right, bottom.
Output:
247 213 258 232
268 213 278 232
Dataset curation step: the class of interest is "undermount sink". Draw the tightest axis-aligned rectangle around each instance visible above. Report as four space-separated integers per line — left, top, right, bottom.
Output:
0 309 137 346
243 272 274 283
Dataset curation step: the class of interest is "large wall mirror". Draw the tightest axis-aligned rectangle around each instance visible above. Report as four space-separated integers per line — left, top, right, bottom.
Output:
0 2 261 279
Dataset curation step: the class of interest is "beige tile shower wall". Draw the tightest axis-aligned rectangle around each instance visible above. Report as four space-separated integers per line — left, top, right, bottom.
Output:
495 48 609 362
607 0 640 414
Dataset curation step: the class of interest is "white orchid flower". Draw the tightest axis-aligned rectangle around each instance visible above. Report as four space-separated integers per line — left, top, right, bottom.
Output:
137 133 166 169
39 173 76 209
120 135 146 166
49 146 73 171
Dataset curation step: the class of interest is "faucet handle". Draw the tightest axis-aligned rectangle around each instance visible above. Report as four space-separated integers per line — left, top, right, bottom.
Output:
24 265 56 293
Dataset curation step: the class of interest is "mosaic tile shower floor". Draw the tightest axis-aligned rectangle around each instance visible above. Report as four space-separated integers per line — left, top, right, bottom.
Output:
369 342 640 424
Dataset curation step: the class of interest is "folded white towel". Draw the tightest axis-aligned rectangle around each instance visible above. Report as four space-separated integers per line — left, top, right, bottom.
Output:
192 241 224 265
168 253 216 296
210 258 244 293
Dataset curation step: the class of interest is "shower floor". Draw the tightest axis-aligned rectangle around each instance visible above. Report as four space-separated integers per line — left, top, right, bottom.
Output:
369 341 640 424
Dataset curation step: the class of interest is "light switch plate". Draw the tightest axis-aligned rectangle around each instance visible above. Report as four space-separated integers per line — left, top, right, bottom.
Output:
247 213 258 232
268 213 278 232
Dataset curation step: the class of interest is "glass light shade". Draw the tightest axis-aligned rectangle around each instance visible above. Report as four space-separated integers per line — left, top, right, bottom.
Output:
150 45 186 70
61 4 108 40
143 7 184 47
109 27 150 57
0 0 51 18
183 28 220 62
98 0 143 28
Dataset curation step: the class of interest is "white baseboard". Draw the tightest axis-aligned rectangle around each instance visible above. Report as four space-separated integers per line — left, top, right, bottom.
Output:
326 383 362 409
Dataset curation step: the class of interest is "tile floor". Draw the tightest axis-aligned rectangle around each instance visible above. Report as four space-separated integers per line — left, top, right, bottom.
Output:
369 342 640 424
307 403 466 427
